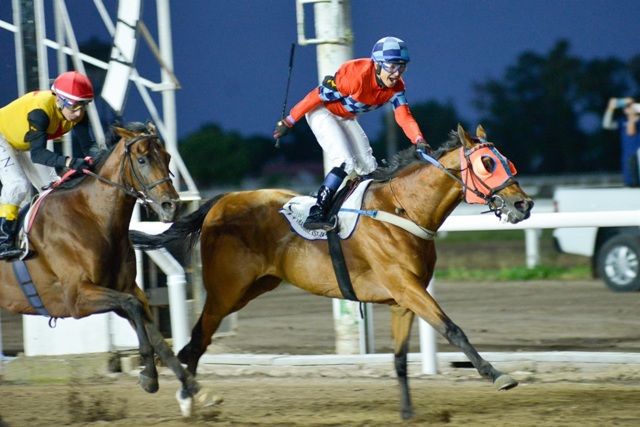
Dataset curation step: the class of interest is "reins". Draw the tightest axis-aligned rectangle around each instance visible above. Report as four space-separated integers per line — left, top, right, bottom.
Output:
387 142 518 234
83 133 173 206
417 146 492 204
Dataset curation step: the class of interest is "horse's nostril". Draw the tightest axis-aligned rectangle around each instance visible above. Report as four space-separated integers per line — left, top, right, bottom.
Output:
162 201 175 211
516 199 534 213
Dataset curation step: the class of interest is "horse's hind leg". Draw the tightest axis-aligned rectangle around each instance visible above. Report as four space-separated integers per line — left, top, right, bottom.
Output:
390 305 416 420
175 276 282 415
177 314 211 375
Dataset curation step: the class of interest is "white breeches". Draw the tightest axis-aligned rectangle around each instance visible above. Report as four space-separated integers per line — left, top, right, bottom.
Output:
0 134 59 206
305 105 378 175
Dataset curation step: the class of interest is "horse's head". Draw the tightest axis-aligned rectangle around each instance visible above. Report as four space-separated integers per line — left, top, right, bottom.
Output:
456 124 533 223
111 121 181 222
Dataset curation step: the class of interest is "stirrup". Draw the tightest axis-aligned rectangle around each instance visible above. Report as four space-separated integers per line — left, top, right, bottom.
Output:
304 214 338 232
0 247 25 261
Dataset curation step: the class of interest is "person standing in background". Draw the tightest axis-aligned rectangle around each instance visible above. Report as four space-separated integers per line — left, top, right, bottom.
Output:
602 97 640 187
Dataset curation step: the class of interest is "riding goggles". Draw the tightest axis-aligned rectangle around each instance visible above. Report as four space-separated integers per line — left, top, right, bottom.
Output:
379 61 407 75
59 96 90 111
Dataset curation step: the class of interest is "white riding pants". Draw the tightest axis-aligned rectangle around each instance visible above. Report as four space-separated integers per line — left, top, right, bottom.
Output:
305 105 377 175
0 134 59 206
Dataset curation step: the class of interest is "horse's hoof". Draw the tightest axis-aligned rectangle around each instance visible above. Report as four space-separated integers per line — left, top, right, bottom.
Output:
494 374 518 391
176 389 192 417
194 388 224 408
401 407 415 420
139 374 159 394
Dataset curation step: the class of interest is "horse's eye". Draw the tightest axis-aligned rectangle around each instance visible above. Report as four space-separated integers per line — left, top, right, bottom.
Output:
481 156 496 173
138 157 147 165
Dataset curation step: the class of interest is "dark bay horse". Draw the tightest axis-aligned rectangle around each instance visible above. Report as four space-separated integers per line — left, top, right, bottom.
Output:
131 124 534 418
0 122 203 405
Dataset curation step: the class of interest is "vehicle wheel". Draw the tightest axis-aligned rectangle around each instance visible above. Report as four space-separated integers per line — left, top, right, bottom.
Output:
596 235 640 292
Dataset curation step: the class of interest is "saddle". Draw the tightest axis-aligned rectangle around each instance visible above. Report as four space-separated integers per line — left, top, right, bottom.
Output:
281 177 370 302
280 178 373 240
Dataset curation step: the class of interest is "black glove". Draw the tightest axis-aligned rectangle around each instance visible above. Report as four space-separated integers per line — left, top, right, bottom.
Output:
415 140 433 155
69 157 93 173
274 118 293 139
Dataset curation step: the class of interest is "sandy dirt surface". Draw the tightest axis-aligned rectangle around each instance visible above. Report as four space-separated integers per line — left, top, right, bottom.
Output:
3 279 640 426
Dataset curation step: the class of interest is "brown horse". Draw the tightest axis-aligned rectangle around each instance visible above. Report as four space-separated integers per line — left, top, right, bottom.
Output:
131 124 534 419
0 122 202 403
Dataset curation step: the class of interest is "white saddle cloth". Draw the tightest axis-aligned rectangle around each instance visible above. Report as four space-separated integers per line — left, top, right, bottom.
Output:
280 179 373 241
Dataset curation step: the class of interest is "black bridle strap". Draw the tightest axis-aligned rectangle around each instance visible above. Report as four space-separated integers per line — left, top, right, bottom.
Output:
83 134 172 203
418 149 489 202
420 147 519 203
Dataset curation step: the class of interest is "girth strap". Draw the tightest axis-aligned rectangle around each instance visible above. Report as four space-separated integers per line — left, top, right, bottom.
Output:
12 259 50 317
326 229 358 302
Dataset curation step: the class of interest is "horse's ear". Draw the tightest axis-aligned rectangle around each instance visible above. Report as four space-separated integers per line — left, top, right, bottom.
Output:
457 123 474 149
476 125 487 140
113 126 135 140
146 121 157 135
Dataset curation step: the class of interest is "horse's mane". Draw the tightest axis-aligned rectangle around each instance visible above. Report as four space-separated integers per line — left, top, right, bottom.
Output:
53 121 148 190
370 130 462 182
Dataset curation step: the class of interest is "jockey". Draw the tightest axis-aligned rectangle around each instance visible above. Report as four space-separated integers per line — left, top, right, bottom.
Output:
274 37 431 231
0 71 99 259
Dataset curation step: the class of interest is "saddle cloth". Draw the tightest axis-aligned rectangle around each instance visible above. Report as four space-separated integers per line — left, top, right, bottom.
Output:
14 189 53 257
280 179 373 241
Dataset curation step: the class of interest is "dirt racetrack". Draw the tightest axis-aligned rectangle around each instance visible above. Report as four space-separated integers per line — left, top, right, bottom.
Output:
3 279 640 426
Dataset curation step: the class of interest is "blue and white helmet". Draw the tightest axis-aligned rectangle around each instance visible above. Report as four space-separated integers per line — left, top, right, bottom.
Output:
371 37 410 64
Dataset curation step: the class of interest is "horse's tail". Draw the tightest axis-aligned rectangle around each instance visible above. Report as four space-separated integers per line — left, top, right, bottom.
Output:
130 193 225 256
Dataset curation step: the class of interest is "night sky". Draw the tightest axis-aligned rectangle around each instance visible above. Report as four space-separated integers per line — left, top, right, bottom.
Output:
0 1 638 141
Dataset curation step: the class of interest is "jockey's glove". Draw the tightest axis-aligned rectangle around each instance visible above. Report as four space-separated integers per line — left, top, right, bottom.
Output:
69 157 93 173
273 117 294 139
415 138 433 155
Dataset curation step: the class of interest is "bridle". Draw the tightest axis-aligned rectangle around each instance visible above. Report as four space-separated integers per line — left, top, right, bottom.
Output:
458 142 519 218
84 133 173 207
391 141 519 223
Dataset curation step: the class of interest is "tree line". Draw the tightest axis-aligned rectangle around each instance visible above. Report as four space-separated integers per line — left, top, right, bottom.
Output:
179 40 640 186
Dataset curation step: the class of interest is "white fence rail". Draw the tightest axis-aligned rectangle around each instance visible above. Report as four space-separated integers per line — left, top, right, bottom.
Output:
5 207 640 375
418 208 640 373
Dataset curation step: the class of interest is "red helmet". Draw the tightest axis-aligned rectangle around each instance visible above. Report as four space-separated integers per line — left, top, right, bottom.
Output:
51 71 94 103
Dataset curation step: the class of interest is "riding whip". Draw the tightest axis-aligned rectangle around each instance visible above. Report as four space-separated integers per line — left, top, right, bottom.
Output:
275 43 296 148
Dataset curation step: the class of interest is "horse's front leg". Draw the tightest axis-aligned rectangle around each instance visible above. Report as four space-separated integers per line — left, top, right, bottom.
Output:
441 315 518 390
71 284 159 393
400 284 518 391
127 287 204 397
390 305 415 420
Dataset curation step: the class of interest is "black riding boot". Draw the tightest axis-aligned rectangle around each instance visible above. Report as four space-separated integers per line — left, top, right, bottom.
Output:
0 218 22 260
304 185 336 230
304 165 347 231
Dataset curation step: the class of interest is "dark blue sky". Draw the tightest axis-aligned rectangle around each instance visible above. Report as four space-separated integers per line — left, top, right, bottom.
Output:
1 1 639 141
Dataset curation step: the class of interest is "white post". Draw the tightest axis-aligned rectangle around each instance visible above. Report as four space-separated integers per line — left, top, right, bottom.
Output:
144 248 190 353
156 0 180 189
418 276 438 374
525 228 542 268
310 0 364 355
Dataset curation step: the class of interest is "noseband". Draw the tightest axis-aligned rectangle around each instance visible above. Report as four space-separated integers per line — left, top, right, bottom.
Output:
85 133 173 206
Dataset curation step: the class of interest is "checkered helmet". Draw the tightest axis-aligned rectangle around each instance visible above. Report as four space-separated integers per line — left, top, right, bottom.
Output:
51 71 94 103
371 37 410 64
